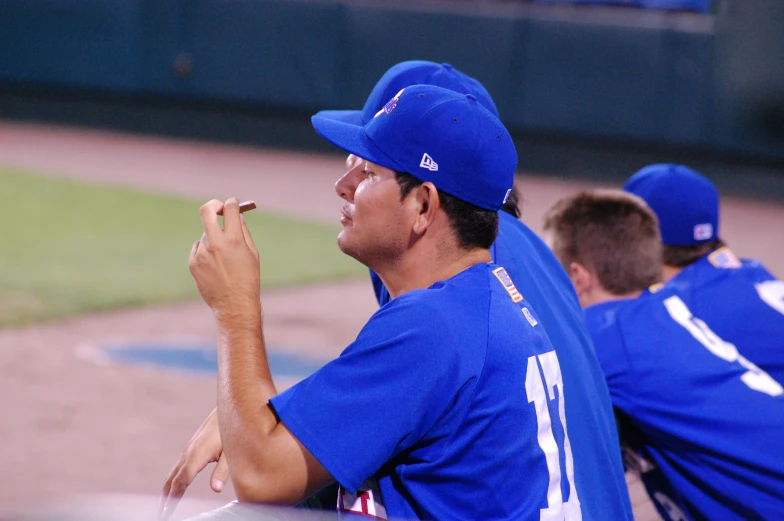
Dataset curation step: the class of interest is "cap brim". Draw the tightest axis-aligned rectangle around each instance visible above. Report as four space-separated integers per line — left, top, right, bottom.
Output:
312 109 365 126
311 115 404 172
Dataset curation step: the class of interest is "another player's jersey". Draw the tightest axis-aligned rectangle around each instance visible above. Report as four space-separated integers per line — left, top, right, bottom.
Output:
666 247 784 382
369 212 632 519
585 286 784 520
272 262 628 520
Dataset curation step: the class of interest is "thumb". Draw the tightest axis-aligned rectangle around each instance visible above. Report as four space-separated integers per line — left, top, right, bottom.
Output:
211 452 229 493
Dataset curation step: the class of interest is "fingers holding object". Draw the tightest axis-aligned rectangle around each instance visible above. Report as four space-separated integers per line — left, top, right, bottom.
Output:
199 199 225 243
219 199 257 244
216 200 256 216
219 198 242 237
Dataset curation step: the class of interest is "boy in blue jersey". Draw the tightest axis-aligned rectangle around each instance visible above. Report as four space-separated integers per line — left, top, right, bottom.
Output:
314 60 631 518
160 85 633 520
543 189 784 521
624 164 784 383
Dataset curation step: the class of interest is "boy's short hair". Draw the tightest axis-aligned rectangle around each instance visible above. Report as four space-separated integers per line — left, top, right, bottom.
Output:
543 189 663 294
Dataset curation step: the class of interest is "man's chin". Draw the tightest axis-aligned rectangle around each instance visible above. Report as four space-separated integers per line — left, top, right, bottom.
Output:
337 234 362 263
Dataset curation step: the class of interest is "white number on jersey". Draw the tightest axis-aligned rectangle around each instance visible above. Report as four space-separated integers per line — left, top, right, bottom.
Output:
525 351 582 521
755 279 784 316
663 295 783 397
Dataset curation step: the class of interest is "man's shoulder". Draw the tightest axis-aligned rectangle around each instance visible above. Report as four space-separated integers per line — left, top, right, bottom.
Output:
496 212 558 266
584 298 634 333
584 300 627 348
669 251 779 313
676 248 775 285
585 291 673 347
495 213 580 307
364 265 494 333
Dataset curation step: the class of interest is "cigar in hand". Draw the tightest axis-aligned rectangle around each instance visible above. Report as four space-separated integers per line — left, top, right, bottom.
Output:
217 200 256 216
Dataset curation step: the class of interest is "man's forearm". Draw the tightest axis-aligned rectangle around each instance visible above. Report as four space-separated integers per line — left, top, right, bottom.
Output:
214 302 280 495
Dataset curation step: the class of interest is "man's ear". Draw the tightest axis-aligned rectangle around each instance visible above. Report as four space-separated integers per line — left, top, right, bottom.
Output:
568 262 595 298
411 182 440 236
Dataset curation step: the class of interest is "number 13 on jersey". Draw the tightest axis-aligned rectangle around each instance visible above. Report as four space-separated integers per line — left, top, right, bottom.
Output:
526 351 582 521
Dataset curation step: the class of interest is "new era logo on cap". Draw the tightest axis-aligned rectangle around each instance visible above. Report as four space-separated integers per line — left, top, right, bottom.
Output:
694 223 713 241
420 153 438 172
311 85 517 211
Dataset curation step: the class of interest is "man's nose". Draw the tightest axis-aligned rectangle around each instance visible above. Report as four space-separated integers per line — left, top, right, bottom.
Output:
335 171 356 202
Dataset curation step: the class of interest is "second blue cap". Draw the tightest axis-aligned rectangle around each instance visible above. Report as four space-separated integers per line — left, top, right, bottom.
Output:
623 163 719 246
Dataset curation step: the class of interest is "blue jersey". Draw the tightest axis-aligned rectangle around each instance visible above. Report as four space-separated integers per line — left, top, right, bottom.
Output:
272 262 627 520
666 247 784 383
617 414 695 521
585 286 784 520
368 212 632 520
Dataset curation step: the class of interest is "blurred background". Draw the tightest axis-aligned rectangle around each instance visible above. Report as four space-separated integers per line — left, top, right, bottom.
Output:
0 0 782 520
2 0 783 192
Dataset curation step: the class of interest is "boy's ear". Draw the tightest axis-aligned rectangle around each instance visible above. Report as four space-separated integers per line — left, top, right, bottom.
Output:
568 262 595 298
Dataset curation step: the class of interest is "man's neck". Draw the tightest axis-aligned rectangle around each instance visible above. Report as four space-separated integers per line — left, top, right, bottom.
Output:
662 264 683 282
580 287 642 309
374 246 491 300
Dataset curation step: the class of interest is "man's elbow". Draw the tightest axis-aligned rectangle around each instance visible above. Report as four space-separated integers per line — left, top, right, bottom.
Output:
232 468 307 506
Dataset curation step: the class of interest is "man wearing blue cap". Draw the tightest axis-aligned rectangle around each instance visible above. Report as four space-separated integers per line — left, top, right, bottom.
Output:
314 59 631 513
161 84 633 520
544 189 784 521
623 164 784 382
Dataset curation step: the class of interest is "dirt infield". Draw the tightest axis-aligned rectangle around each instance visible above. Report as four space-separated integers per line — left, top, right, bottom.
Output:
1 121 782 520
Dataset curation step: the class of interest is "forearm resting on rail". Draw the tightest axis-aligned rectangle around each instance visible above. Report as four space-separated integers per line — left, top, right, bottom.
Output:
214 309 333 503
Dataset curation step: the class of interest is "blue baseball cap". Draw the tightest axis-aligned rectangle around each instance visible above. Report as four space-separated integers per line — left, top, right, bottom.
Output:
315 61 499 125
623 164 720 246
311 84 517 211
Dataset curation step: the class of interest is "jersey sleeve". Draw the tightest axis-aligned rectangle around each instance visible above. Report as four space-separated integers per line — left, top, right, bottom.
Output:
369 269 391 307
269 294 468 493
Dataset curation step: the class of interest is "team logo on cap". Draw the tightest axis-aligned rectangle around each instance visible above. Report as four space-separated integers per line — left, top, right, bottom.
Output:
420 153 438 172
693 223 713 241
374 88 405 119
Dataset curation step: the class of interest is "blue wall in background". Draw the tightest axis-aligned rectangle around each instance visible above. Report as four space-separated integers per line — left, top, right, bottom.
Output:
1 0 782 166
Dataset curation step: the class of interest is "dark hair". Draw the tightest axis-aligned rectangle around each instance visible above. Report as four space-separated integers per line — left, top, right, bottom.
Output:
543 189 663 294
663 239 726 267
500 184 521 219
395 171 498 250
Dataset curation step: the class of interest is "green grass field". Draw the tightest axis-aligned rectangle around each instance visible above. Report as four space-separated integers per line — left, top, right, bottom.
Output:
0 169 365 326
